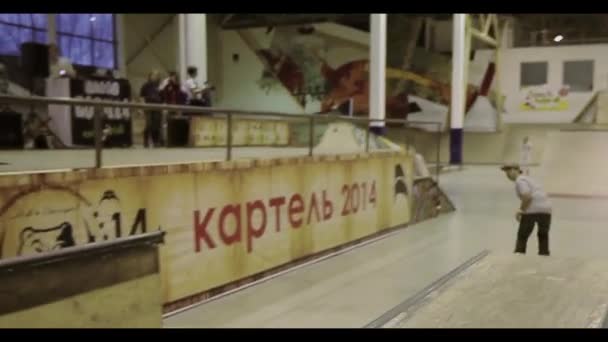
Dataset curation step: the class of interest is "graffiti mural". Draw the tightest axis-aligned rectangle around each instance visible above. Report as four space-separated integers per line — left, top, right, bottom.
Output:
0 185 151 258
255 24 497 121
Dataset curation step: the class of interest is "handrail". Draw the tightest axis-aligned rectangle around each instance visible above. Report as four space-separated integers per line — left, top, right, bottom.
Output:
0 94 440 126
0 95 442 182
572 91 599 124
0 231 165 273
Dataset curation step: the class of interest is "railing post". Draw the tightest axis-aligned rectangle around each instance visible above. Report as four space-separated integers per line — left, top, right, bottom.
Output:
94 105 103 168
365 122 370 153
308 116 315 157
403 125 409 153
226 112 232 161
436 123 441 184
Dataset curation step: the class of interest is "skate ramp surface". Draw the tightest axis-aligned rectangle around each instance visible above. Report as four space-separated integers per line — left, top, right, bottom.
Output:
541 130 608 197
313 122 402 155
463 96 498 132
379 252 608 328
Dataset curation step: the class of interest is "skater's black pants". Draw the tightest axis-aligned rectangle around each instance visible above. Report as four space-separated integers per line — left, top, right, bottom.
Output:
515 213 551 256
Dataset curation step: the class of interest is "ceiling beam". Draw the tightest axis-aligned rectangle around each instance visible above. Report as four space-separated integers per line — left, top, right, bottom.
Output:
220 14 369 30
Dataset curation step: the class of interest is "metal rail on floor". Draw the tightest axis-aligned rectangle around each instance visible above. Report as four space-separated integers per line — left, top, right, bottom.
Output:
364 249 490 328
0 94 442 177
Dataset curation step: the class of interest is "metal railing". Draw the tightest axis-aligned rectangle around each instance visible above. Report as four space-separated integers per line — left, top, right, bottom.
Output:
0 231 165 273
0 94 442 180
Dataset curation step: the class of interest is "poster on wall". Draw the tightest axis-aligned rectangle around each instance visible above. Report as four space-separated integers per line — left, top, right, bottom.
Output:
190 117 290 147
519 85 570 111
70 77 132 147
0 154 413 303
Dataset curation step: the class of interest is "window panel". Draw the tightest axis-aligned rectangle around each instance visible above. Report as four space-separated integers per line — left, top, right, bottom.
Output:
31 14 47 29
0 24 42 55
0 14 48 55
0 14 46 28
57 13 117 69
93 41 115 69
18 14 33 27
18 27 34 44
59 35 93 66
57 14 92 36
92 14 113 41
0 23 21 55
0 14 20 25
0 13 117 70
563 60 594 92
34 30 47 44
520 62 548 87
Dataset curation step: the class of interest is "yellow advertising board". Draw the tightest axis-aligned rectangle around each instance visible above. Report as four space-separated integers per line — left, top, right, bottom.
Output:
0 152 412 304
519 86 570 111
190 117 290 147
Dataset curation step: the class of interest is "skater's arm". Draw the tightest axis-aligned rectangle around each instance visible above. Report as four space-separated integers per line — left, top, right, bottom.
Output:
519 194 532 212
515 179 533 212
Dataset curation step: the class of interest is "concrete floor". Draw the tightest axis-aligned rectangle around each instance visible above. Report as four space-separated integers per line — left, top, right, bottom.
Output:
163 166 608 328
388 253 608 328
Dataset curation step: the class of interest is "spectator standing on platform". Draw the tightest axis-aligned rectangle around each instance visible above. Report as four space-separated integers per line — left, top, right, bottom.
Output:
184 66 201 105
160 71 187 105
501 164 552 256
184 66 214 108
139 70 163 147
159 72 188 147
520 136 533 175
48 44 76 78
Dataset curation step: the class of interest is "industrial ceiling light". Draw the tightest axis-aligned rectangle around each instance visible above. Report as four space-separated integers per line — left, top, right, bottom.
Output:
554 35 564 42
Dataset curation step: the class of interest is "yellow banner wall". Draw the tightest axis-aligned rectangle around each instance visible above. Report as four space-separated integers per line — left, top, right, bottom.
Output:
0 152 412 303
190 117 290 147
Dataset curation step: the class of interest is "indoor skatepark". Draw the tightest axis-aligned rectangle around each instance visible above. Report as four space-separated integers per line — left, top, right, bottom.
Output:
2 13 608 329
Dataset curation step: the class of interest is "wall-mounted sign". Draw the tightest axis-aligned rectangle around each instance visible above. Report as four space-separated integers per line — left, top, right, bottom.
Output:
519 85 569 111
70 77 132 147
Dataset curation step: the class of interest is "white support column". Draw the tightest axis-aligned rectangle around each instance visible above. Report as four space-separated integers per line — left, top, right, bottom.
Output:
178 14 187 78
47 14 57 45
450 13 467 165
178 14 207 83
369 13 387 133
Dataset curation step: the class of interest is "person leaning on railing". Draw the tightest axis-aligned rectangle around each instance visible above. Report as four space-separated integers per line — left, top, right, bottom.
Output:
159 71 187 106
139 70 164 147
159 71 189 147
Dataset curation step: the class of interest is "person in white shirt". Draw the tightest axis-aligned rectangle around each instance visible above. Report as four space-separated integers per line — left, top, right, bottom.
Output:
184 66 214 107
184 66 203 104
48 44 76 78
520 136 533 175
501 164 552 256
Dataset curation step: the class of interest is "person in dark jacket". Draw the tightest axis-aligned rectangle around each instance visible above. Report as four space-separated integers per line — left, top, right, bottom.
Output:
160 71 187 105
139 70 163 147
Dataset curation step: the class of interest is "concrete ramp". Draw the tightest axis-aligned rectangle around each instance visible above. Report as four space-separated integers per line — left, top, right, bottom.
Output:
463 96 498 132
371 252 608 328
313 122 402 155
596 91 608 124
541 130 608 197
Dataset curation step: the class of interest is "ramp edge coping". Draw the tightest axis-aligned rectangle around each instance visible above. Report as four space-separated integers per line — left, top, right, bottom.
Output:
0 231 165 273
